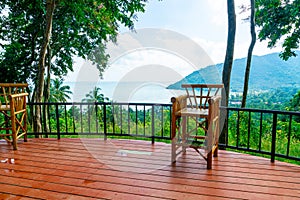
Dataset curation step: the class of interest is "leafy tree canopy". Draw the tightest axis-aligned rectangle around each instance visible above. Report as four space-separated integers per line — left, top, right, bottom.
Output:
82 86 109 103
288 90 300 112
0 0 148 84
50 78 72 102
255 0 300 60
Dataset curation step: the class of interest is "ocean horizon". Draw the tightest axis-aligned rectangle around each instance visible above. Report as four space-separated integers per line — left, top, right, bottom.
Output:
65 81 185 104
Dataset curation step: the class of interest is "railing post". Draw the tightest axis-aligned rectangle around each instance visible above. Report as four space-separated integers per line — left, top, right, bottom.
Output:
151 105 155 144
64 105 68 135
104 104 107 141
72 105 76 135
236 110 240 147
55 104 60 140
271 113 277 163
286 115 292 157
219 106 227 149
95 102 99 135
42 102 48 138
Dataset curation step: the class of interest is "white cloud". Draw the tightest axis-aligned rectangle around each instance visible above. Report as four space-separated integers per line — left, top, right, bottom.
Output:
103 49 195 82
193 38 226 64
66 0 284 86
207 1 227 27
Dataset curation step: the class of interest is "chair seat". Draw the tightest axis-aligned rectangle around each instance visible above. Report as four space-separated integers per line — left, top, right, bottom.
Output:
177 108 208 117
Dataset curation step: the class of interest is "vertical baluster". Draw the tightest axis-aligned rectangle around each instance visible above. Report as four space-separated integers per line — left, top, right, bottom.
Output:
271 113 277 163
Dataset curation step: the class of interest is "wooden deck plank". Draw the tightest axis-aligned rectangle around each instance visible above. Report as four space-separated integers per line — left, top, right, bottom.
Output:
0 138 299 200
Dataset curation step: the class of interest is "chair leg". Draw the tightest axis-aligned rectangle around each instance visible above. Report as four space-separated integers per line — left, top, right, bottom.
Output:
12 137 17 150
207 150 212 169
24 114 27 142
214 145 218 157
171 114 177 163
182 116 187 153
11 114 17 150
171 138 176 163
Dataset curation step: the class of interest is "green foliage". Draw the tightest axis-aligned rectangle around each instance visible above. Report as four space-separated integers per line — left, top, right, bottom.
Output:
0 0 149 90
288 90 300 112
82 86 109 103
168 52 300 93
230 87 300 110
255 0 300 60
227 109 300 159
49 78 72 102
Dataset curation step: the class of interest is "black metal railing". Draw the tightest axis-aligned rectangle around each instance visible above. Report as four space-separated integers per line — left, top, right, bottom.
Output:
222 107 300 162
25 102 300 162
27 102 172 143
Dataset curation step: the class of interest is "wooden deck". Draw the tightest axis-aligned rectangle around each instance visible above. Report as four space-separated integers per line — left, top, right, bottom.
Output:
0 138 299 200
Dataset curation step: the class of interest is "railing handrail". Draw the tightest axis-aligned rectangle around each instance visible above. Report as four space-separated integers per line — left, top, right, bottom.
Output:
222 106 300 116
28 101 172 106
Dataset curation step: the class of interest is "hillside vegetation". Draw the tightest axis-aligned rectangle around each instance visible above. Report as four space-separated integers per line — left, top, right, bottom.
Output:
167 52 300 109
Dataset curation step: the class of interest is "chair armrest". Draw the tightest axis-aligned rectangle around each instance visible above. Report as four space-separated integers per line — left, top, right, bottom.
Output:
9 93 29 99
208 95 221 105
8 93 28 112
171 94 188 114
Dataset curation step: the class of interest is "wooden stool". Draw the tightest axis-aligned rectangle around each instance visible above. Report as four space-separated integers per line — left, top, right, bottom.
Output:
171 84 223 169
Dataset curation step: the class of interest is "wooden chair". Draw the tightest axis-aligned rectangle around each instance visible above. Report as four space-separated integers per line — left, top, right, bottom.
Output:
0 83 28 150
171 84 223 169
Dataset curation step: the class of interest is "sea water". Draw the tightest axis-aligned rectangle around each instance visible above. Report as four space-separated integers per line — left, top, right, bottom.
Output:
66 81 185 104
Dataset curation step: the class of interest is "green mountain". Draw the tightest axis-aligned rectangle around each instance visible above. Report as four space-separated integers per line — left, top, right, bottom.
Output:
167 51 300 92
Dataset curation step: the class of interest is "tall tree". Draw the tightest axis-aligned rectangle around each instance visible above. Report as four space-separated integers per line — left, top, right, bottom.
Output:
82 86 109 117
255 0 300 60
50 78 72 102
0 0 148 93
34 0 56 133
222 0 236 107
221 0 236 145
82 86 109 103
241 0 256 108
288 90 300 112
0 0 149 132
288 90 300 122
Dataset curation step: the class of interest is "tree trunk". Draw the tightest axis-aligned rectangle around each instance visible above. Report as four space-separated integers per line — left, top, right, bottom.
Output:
34 0 55 134
220 0 236 146
241 0 256 108
222 0 236 107
45 45 51 104
44 45 51 136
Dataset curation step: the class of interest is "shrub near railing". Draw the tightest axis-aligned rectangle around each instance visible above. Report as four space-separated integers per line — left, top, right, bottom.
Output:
22 102 300 162
225 107 300 162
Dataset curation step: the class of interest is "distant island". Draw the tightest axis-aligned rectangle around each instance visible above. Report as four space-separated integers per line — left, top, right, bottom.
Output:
167 51 300 92
167 51 300 109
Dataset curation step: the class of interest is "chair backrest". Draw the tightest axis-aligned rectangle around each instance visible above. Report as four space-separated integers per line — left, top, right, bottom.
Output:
181 84 223 109
0 83 28 109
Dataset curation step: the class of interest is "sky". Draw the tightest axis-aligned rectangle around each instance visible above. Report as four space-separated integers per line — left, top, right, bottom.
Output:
68 0 283 84
132 0 283 63
67 0 285 99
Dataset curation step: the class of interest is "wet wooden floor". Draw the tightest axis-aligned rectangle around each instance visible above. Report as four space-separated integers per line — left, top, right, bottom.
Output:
0 138 299 199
